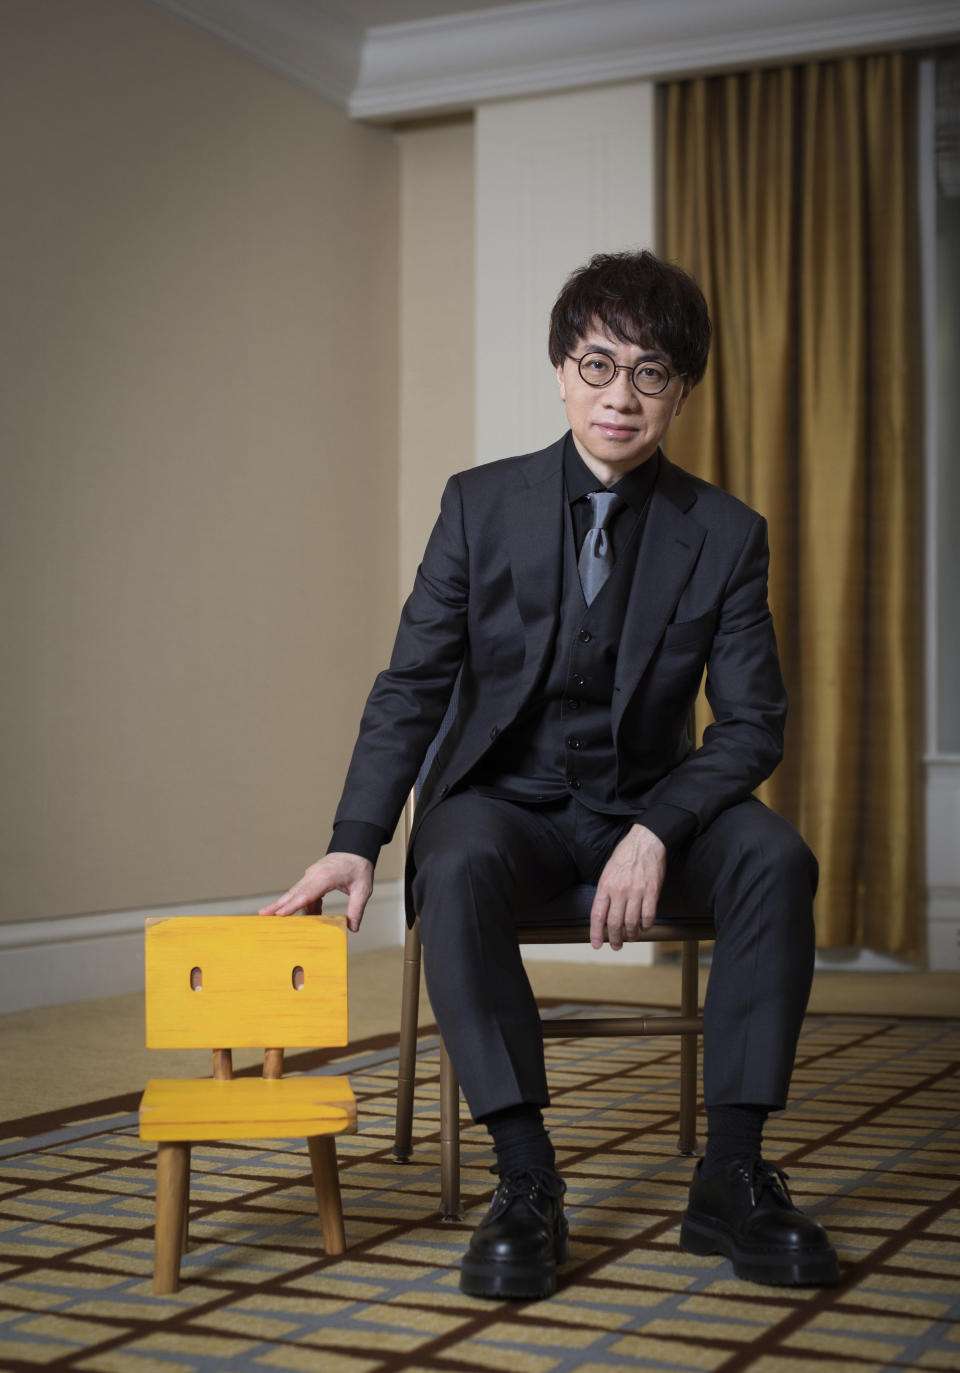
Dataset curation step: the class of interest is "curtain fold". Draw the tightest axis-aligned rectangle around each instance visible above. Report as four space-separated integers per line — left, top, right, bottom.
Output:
661 54 921 956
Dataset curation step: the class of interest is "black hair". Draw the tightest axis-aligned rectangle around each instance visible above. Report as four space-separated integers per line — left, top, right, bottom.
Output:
548 250 711 385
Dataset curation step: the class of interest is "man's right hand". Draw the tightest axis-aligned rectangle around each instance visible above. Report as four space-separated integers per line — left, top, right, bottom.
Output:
258 853 374 933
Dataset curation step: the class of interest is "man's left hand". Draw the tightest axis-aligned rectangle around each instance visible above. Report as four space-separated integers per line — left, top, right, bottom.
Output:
590 824 666 951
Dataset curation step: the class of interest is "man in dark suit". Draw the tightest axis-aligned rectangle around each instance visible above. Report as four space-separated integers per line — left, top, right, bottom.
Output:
263 252 838 1298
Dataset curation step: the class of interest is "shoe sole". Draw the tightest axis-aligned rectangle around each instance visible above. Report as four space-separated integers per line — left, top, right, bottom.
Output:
679 1212 840 1286
459 1233 569 1301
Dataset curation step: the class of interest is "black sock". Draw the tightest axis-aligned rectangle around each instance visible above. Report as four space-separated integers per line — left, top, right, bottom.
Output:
479 1103 555 1176
702 1104 768 1178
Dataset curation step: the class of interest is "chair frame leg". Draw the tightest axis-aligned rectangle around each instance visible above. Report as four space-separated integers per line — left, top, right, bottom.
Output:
392 917 463 1218
393 921 422 1163
154 1141 190 1295
678 939 701 1155
308 1135 346 1255
180 1143 191 1253
439 1042 462 1221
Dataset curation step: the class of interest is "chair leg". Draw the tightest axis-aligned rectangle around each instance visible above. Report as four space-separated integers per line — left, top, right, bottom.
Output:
154 1142 189 1295
180 1143 191 1254
678 938 701 1156
393 920 423 1163
308 1136 346 1255
439 1041 462 1221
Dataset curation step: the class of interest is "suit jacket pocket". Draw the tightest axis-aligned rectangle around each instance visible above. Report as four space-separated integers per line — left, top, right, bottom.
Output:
660 606 719 651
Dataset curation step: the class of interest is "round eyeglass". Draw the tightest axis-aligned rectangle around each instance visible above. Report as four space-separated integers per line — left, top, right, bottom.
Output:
568 351 683 396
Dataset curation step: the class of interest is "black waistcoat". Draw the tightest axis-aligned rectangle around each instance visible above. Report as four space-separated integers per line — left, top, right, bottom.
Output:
469 498 646 813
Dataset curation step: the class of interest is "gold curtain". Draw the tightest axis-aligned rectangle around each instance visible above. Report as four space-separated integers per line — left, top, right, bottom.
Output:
661 55 921 957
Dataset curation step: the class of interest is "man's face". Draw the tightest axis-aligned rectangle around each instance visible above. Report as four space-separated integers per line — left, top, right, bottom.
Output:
556 321 690 486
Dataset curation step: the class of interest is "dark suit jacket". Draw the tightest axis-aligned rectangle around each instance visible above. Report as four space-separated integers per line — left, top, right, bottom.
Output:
334 434 787 920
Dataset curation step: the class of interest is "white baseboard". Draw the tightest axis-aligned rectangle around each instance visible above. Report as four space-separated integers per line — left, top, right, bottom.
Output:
813 948 917 973
522 941 656 966
0 880 406 1016
925 757 960 970
927 890 960 971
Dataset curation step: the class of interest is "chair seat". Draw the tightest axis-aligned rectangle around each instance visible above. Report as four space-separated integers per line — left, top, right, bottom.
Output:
518 881 713 939
140 1075 357 1142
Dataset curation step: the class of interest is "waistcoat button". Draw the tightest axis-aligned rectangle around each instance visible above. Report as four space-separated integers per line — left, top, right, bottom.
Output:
578 629 592 643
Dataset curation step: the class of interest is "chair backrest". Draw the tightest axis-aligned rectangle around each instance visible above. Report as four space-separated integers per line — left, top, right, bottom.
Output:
144 915 348 1052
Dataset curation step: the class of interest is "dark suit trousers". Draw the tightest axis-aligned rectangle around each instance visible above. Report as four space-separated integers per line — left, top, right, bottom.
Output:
411 790 818 1121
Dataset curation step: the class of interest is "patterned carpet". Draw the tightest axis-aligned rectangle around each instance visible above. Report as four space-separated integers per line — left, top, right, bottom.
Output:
1 1005 958 1373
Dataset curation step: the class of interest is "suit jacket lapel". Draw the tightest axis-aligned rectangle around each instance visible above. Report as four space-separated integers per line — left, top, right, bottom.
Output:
501 443 705 730
613 462 705 735
504 438 565 700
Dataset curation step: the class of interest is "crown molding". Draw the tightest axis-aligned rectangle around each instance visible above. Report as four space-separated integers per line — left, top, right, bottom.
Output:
139 0 960 122
140 0 363 108
351 0 960 120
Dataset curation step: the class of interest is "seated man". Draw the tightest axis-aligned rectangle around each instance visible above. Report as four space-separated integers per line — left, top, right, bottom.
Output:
262 250 838 1299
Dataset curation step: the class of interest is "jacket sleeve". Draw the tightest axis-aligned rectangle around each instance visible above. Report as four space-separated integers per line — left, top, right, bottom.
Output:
331 474 470 843
639 513 787 833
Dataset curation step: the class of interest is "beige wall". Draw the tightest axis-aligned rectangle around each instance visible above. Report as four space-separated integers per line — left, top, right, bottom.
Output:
475 84 656 463
1 0 400 922
397 118 475 600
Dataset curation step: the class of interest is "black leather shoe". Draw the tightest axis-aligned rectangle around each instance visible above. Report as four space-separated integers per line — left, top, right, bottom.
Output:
459 1167 569 1300
680 1158 839 1286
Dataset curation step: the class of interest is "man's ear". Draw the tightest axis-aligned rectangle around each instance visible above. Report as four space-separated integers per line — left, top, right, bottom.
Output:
556 362 567 401
674 379 693 418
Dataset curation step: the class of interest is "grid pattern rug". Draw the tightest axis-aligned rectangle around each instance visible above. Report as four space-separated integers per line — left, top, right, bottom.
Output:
1 1006 958 1373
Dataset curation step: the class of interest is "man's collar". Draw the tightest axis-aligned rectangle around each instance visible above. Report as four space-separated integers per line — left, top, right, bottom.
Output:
563 432 660 514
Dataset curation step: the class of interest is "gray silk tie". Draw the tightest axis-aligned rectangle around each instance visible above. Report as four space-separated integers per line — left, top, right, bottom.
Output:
578 491 620 606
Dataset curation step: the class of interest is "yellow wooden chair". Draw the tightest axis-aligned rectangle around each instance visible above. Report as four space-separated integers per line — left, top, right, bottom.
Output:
139 914 357 1294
